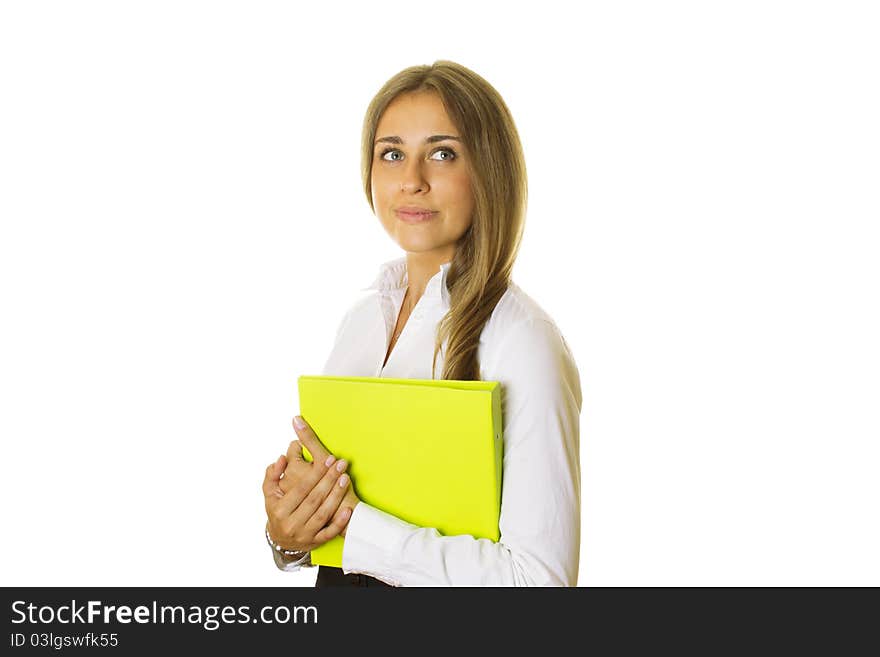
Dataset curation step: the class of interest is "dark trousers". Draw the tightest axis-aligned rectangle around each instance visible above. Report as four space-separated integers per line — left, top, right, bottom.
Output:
315 565 394 587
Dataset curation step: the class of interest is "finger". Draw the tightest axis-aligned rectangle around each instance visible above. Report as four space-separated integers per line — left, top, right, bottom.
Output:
278 456 305 496
292 415 331 463
261 455 286 498
290 458 348 528
277 469 291 496
286 440 305 463
274 453 338 517
332 488 359 531
278 442 305 496
273 456 289 497
313 506 353 545
278 454 311 495
303 467 352 535
282 447 332 489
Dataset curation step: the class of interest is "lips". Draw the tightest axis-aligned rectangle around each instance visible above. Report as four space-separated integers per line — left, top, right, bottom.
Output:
395 208 438 222
396 205 437 214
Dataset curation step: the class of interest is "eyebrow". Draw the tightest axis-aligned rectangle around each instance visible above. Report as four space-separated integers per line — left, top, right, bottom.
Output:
374 135 461 145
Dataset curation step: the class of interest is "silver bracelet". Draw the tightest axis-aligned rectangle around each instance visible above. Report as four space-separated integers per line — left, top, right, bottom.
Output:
265 527 308 558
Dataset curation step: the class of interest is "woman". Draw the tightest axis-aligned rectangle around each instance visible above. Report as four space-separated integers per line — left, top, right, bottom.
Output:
262 60 582 586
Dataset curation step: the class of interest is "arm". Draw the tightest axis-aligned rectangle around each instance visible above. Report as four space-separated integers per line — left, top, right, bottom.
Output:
341 318 583 586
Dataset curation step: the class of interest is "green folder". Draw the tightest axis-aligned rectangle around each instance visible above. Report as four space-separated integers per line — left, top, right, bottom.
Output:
297 375 504 568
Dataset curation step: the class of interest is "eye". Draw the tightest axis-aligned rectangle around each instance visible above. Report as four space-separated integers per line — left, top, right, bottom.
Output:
379 148 403 162
430 148 456 161
378 147 457 162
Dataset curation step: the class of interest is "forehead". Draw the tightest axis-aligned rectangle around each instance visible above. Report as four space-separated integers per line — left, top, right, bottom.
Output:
376 92 457 136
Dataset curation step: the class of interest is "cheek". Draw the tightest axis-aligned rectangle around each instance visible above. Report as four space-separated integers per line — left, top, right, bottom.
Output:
370 169 380 202
448 173 475 215
373 170 399 206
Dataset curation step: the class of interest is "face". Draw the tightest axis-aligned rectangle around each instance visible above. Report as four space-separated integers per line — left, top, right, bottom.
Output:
370 92 475 261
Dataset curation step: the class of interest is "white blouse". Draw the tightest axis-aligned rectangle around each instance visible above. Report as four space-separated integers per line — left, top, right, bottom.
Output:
276 256 582 586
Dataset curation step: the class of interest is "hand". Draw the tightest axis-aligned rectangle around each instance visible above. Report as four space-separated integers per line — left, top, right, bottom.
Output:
277 416 362 538
262 416 357 552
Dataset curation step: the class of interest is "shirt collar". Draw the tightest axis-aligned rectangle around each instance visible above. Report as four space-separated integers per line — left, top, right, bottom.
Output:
362 256 452 306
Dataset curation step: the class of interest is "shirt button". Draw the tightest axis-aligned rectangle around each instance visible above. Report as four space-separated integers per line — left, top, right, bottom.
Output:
413 311 423 321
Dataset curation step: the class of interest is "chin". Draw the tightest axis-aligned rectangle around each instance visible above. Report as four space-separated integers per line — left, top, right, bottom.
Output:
395 238 448 253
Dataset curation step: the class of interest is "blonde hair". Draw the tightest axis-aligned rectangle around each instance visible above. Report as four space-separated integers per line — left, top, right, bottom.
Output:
361 60 528 381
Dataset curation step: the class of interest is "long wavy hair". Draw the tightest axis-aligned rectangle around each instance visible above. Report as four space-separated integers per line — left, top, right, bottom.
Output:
361 60 528 381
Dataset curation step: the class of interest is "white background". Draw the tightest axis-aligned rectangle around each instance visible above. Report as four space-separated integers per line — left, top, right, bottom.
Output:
1 1 877 587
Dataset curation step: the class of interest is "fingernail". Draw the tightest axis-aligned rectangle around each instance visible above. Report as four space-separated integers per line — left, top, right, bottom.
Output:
335 459 347 473
338 474 349 487
324 455 336 467
293 416 306 430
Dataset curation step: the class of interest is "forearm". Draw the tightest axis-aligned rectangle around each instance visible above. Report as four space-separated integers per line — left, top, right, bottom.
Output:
341 501 578 586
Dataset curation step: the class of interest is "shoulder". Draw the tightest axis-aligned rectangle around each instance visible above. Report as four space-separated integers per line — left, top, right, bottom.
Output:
480 282 581 400
331 289 381 333
329 258 400 332
481 281 568 355
341 289 382 318
488 281 557 328
324 290 379 343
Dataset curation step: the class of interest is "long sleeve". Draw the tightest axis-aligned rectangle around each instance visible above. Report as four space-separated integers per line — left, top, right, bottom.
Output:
270 547 313 572
341 317 582 586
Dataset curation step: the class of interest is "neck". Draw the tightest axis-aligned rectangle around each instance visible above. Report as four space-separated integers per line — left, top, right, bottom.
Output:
404 249 453 310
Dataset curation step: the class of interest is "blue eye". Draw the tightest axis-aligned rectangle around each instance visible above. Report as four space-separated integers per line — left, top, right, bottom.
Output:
378 147 456 162
379 148 402 161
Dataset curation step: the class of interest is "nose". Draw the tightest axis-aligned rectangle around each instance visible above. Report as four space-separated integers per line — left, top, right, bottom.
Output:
398 158 429 194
